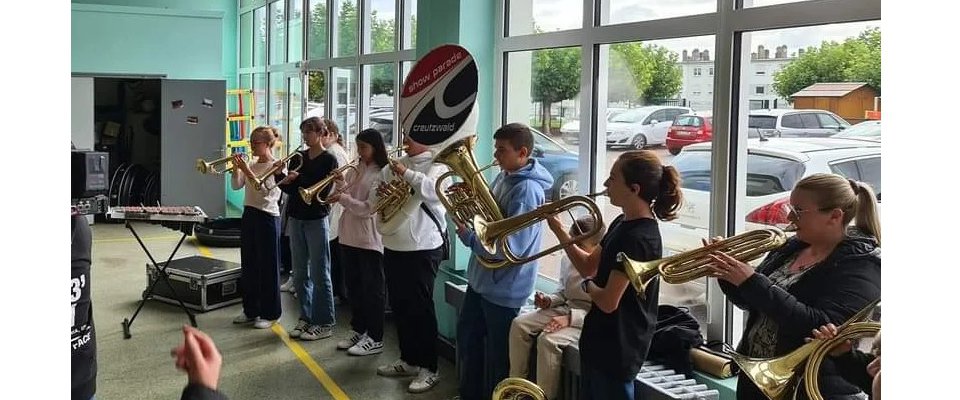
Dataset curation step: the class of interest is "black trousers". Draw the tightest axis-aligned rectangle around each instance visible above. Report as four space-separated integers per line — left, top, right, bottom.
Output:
239 206 281 320
384 246 442 372
341 245 385 341
330 238 348 301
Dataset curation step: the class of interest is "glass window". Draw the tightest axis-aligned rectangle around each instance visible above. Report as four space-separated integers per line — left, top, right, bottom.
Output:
254 7 267 66
742 0 817 8
675 115 702 127
749 115 776 129
306 70 326 121
817 113 841 129
241 0 257 8
288 0 303 62
240 12 253 68
857 157 881 196
366 63 397 147
508 0 582 36
253 73 268 126
269 73 287 135
288 75 303 153
369 0 396 53
600 0 715 26
830 160 860 181
800 113 820 129
504 47 583 281
332 66 359 143
334 0 359 57
755 85 765 94
269 1 286 64
781 114 802 128
403 0 417 50
308 0 328 59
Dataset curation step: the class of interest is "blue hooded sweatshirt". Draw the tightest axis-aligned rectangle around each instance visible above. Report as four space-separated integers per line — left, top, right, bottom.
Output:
457 158 554 308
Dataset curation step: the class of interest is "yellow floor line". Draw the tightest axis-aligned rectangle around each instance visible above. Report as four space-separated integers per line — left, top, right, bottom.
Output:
197 243 213 257
93 235 180 244
271 324 351 400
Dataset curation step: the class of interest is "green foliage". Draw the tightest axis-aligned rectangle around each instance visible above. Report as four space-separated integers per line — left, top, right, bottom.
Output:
642 45 683 103
773 27 881 100
610 43 683 104
532 48 582 132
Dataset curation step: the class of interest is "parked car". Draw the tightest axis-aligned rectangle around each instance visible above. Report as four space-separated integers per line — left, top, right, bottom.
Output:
666 112 713 155
604 106 694 149
661 137 880 257
748 109 851 138
832 120 880 141
529 128 580 200
559 107 628 145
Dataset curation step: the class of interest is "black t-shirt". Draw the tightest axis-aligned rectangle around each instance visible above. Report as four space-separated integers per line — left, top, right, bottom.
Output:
579 215 662 381
278 150 338 220
72 215 97 400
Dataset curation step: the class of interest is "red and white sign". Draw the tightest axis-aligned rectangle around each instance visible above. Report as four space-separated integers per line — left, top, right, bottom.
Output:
400 44 479 148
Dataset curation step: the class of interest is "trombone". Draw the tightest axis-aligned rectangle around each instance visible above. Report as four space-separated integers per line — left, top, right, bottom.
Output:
298 157 361 205
250 144 305 191
196 153 249 175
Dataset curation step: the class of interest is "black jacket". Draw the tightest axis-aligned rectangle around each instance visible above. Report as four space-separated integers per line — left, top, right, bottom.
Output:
180 383 229 400
719 228 880 400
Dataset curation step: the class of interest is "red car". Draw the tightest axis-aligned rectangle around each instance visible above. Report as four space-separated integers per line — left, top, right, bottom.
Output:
666 113 713 155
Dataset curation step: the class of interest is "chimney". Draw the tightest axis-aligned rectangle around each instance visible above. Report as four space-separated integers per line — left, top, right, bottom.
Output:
702 50 710 61
764 49 770 59
798 48 805 56
752 52 757 60
683 50 688 61
757 45 765 59
692 49 700 60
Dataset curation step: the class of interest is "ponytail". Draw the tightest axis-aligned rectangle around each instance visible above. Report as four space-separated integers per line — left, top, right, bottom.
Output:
617 150 684 222
852 181 881 246
653 165 683 221
794 173 881 245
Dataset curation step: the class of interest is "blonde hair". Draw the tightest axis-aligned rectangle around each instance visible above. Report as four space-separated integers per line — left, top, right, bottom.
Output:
251 126 280 149
569 215 605 248
321 118 344 146
794 173 881 245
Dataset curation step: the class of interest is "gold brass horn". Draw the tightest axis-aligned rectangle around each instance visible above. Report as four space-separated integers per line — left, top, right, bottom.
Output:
374 146 414 224
730 299 880 400
197 153 249 175
434 135 504 230
492 377 546 400
803 321 880 400
473 191 606 268
298 157 361 205
251 144 305 191
618 227 787 299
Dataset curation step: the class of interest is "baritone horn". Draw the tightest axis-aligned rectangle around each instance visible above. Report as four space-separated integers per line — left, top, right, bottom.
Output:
251 144 305 191
434 135 504 229
492 377 546 400
373 146 414 224
473 191 605 268
730 299 880 400
618 227 787 298
298 157 361 205
196 153 248 175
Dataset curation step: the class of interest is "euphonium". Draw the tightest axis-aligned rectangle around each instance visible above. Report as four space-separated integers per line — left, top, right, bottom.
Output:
374 146 414 224
492 377 546 400
730 299 880 400
618 227 787 298
196 153 248 174
473 191 606 268
251 144 305 191
298 157 361 205
434 135 503 229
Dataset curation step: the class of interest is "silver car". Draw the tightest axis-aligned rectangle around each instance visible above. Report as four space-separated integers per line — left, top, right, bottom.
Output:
749 109 852 138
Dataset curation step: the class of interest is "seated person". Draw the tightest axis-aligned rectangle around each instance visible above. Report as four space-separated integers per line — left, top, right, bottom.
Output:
810 323 881 400
507 215 604 400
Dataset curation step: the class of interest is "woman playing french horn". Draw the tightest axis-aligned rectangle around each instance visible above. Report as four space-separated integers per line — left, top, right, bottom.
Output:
708 173 881 400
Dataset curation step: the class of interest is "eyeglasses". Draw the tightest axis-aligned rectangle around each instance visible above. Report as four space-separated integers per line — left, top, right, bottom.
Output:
785 204 833 222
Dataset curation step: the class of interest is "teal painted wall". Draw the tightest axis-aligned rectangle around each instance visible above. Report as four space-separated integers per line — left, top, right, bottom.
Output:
416 0 498 344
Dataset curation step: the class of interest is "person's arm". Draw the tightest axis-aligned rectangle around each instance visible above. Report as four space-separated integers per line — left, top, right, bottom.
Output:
401 161 444 203
456 181 543 262
276 153 304 195
229 170 244 191
180 384 230 400
548 218 601 278
337 170 378 217
583 269 631 314
832 350 876 394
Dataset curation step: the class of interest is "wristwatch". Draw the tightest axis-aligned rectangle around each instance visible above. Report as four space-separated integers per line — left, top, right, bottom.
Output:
580 278 594 293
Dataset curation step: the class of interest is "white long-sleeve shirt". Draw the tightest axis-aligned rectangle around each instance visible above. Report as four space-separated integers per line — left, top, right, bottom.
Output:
326 143 350 240
370 151 449 252
231 161 283 216
336 162 384 253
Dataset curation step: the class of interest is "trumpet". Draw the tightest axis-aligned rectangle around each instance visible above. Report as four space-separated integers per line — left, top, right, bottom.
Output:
618 227 787 299
197 153 249 174
374 146 414 224
298 157 361 205
473 191 606 268
730 299 880 400
250 144 305 191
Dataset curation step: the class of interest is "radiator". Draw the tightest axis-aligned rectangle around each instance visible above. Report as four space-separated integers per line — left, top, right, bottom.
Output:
560 347 720 400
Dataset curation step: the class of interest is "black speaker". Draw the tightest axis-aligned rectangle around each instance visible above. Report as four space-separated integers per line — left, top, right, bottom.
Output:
72 150 110 199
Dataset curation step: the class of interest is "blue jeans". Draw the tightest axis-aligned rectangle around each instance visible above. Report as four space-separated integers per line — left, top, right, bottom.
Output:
288 217 334 326
457 287 520 400
580 363 635 400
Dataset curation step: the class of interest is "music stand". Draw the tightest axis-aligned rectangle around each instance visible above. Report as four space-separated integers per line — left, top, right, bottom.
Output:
108 206 207 339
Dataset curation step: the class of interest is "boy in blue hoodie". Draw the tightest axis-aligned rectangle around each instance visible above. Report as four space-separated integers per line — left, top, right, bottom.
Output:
455 123 554 400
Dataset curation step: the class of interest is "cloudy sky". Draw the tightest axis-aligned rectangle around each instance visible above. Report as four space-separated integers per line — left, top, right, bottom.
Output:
522 0 879 57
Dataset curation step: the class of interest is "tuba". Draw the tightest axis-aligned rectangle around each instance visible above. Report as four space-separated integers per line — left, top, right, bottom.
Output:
298 157 361 205
618 227 787 298
197 153 249 175
492 377 546 400
250 144 305 191
731 299 880 400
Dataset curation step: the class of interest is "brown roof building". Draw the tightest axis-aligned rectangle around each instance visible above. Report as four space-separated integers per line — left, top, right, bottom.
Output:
790 82 879 123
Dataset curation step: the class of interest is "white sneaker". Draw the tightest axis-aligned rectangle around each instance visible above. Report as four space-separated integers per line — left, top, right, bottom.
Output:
253 318 275 329
347 336 383 356
288 319 309 338
300 325 333 341
408 369 440 393
337 331 364 350
377 359 420 377
280 277 295 293
233 313 255 324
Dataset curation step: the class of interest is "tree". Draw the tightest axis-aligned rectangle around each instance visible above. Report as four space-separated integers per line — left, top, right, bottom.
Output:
773 27 881 101
642 45 683 104
531 47 582 134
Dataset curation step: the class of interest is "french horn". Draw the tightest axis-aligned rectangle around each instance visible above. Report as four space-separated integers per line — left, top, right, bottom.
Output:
492 377 546 400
